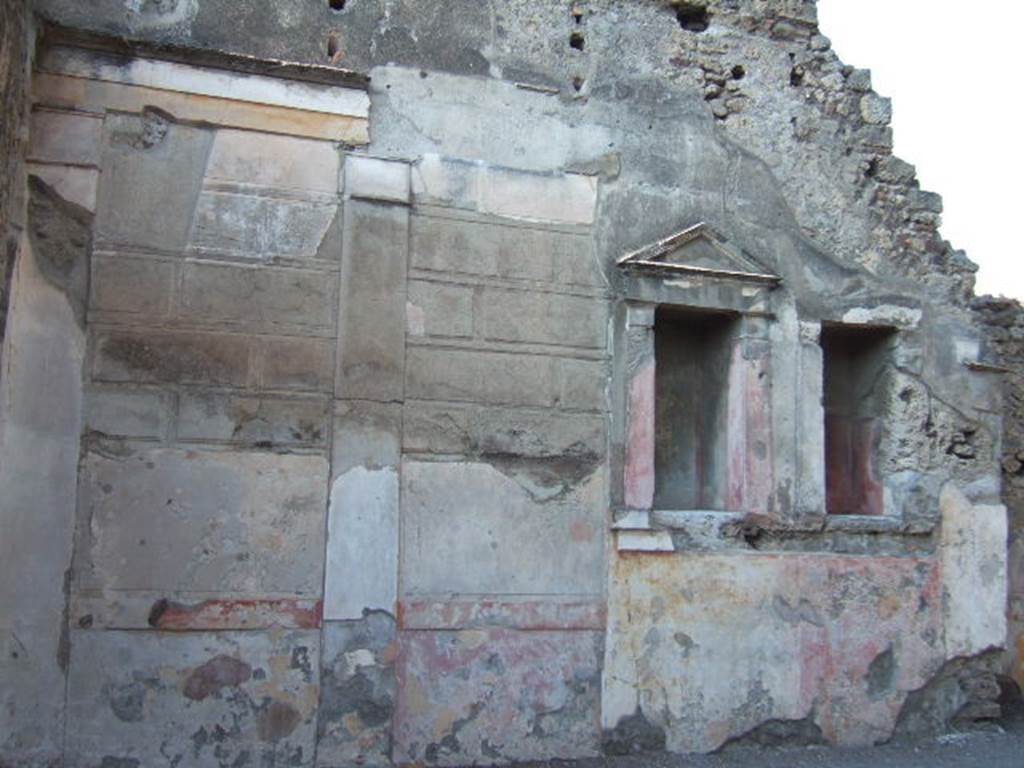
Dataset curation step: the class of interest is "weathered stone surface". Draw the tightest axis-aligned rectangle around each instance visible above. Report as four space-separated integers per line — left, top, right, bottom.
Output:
85 386 167 439
177 392 328 448
401 460 605 597
336 199 408 401
90 253 174 317
480 287 607 348
403 401 606 459
66 629 320 768
603 553 944 752
92 328 251 387
205 129 340 194
394 629 603 764
405 347 552 407
0 224 85 764
27 108 102 167
76 448 328 596
407 279 474 338
318 615 397 768
324 467 399 621
940 484 1008 657
332 400 402 477
409 211 600 287
259 336 334 392
95 113 213 252
188 189 339 262
180 261 336 333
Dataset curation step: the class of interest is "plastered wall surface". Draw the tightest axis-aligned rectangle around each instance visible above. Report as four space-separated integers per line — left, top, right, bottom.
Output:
0 1 1017 766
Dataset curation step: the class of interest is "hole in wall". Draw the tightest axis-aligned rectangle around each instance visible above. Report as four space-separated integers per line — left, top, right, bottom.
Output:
329 0 346 10
573 76 585 92
570 32 585 50
572 5 584 23
790 66 804 87
327 33 340 60
731 65 745 80
674 3 710 32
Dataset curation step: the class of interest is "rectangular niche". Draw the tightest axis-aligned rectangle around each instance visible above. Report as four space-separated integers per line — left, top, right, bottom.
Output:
821 323 895 516
654 307 741 510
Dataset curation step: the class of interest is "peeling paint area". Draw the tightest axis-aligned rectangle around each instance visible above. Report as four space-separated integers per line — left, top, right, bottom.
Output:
394 629 603 764
317 615 398 768
604 552 945 753
65 630 320 768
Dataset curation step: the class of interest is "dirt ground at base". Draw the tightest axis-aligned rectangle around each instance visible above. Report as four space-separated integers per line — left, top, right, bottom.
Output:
506 717 1024 768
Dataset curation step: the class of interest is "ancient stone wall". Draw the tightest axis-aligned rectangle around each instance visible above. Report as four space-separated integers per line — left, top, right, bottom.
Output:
0 2 1015 766
973 296 1024 687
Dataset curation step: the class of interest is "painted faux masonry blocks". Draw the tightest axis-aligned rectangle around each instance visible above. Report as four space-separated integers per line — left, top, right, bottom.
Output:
0 18 1012 768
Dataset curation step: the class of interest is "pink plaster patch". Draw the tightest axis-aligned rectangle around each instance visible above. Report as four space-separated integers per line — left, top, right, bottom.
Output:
625 362 655 509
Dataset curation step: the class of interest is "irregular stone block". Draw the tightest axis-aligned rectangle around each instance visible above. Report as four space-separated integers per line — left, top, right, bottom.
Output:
344 155 411 203
480 288 606 348
76 448 328 595
90 253 174 316
95 113 213 252
401 460 604 597
394 629 602 764
336 200 408 401
324 467 399 621
206 129 340 194
92 329 251 387
259 336 334 392
407 279 474 338
188 189 338 261
28 109 102 166
940 484 1008 657
180 261 335 332
317 615 397 768
66 629 320 768
177 393 328 448
85 387 167 439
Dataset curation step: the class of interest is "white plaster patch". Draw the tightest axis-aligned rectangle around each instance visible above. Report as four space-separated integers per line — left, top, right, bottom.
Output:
345 155 411 203
405 301 425 336
324 467 399 621
616 531 674 552
840 304 921 328
940 483 1008 657
40 46 370 117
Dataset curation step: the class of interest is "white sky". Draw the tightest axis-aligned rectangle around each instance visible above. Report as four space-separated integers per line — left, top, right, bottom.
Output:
817 0 1023 299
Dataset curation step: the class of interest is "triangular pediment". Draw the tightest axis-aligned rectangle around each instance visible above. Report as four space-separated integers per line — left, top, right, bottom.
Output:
617 222 780 284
